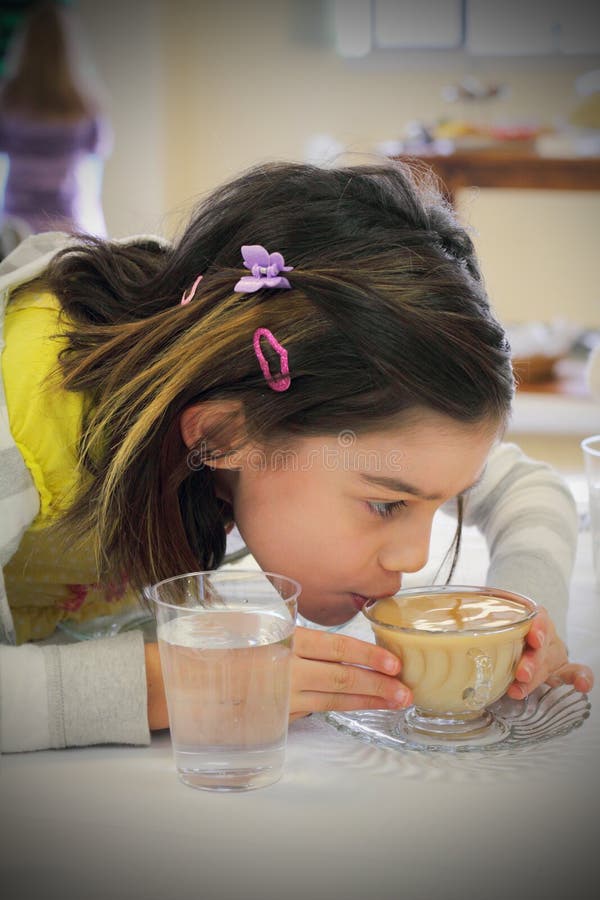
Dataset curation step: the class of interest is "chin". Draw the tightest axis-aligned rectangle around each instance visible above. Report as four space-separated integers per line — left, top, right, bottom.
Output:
297 604 357 627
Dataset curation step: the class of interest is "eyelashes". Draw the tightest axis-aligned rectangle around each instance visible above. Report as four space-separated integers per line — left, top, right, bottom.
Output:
367 500 408 519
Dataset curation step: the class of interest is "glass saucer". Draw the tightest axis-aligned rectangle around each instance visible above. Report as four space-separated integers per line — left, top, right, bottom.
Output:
57 607 157 642
325 683 591 753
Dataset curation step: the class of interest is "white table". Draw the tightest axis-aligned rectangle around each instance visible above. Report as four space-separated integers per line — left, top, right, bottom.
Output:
1 480 598 900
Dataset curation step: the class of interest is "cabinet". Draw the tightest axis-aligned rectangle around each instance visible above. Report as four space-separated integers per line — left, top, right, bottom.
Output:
334 1 600 57
466 0 600 55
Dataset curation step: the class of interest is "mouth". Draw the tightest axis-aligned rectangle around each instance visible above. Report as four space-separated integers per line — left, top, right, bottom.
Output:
350 592 394 611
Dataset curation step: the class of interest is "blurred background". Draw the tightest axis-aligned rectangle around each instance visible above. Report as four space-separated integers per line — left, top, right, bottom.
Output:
1 0 600 471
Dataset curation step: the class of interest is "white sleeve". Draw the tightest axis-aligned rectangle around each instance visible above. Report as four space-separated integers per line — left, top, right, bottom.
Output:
0 631 151 753
443 442 578 641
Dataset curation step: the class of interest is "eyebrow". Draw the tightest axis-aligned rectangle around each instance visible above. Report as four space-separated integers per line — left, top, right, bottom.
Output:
359 468 486 502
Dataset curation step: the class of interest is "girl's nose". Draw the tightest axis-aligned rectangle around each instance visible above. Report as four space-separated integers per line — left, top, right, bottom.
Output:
378 514 433 575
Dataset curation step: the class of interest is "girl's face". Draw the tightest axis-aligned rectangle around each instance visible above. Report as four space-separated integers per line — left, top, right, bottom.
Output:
217 412 499 626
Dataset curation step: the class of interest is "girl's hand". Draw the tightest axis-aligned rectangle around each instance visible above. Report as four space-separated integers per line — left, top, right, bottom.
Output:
289 626 412 722
507 606 594 700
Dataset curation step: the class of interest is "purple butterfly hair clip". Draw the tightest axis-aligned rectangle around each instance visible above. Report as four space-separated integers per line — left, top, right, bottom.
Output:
233 245 293 293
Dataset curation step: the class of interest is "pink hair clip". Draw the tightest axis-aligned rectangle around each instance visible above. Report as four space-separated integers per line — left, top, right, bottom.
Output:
181 274 203 306
253 328 291 392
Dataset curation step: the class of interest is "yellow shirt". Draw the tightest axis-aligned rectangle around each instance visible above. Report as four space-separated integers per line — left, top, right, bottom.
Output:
2 289 139 642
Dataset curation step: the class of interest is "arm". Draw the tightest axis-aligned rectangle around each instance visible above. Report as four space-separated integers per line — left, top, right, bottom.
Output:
145 641 169 730
444 441 592 697
449 441 578 640
0 630 151 752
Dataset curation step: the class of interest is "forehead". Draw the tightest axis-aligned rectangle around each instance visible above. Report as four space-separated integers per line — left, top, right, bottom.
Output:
291 412 498 455
282 413 499 494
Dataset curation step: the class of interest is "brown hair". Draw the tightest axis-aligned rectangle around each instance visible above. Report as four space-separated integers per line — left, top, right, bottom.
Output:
35 161 513 589
0 2 99 120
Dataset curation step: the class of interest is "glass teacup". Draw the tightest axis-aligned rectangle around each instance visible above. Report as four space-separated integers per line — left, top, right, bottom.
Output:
363 585 537 748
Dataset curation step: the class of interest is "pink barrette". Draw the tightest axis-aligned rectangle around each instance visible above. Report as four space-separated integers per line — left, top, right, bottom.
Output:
181 274 203 306
253 328 291 392
234 245 293 293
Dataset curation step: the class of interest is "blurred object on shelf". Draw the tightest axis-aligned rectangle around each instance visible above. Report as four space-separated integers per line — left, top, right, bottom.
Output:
508 319 582 359
535 68 600 158
441 76 508 103
507 319 583 384
536 129 600 157
512 355 591 399
433 118 546 152
375 119 455 157
405 119 435 146
573 328 600 357
434 118 491 150
512 353 564 384
585 342 600 401
571 68 600 130
374 138 405 158
569 94 600 130
378 116 556 161
488 123 545 142
304 132 345 167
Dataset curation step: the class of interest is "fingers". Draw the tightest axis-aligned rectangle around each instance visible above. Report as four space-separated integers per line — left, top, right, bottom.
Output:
513 638 567 688
293 627 402 676
506 607 562 698
507 607 594 701
292 655 411 710
525 606 549 651
546 663 594 693
291 690 409 717
508 662 594 700
290 626 411 718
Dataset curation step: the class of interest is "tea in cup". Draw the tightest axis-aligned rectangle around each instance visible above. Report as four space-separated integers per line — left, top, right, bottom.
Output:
363 585 537 747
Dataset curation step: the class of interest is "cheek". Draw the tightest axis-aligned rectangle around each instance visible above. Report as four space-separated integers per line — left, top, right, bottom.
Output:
231 474 303 561
231 474 355 571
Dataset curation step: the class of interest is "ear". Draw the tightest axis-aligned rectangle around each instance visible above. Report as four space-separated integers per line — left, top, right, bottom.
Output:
179 400 245 469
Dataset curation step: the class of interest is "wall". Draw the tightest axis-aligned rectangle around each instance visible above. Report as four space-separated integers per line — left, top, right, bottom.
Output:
77 0 600 326
77 0 167 237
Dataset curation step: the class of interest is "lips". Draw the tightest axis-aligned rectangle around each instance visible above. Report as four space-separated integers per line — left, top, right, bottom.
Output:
351 594 370 611
351 583 402 611
351 592 394 611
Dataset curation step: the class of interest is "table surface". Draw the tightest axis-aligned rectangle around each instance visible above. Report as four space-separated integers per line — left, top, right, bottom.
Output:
1 476 598 900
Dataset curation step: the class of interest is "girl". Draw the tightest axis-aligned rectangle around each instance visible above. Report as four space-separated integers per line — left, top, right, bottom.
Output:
0 1 111 237
0 161 592 751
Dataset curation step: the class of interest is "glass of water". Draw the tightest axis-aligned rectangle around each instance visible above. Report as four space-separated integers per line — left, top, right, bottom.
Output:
145 570 300 792
582 436 600 591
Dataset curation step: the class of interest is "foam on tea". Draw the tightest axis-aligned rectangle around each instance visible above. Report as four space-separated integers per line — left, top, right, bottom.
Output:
372 592 528 633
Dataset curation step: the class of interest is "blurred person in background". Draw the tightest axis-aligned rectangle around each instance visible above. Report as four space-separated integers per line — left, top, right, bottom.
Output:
0 0 112 243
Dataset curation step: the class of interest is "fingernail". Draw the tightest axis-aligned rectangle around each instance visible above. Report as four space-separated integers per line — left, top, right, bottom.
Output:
578 675 591 692
520 663 533 681
393 687 410 706
383 656 399 674
536 631 545 648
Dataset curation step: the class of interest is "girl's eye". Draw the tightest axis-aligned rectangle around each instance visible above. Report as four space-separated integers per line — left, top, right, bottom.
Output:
367 500 407 519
